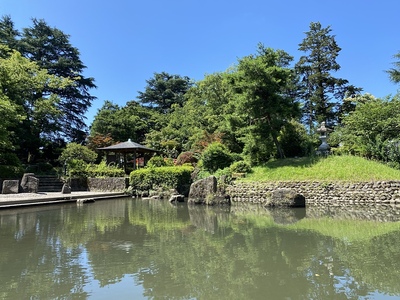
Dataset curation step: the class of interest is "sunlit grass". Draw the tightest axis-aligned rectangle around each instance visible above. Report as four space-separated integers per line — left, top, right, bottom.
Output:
243 155 400 181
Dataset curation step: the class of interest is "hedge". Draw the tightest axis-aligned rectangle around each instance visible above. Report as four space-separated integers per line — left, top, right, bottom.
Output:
130 165 194 194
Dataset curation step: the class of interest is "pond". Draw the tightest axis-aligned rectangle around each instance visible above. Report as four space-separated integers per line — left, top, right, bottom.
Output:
1 197 400 299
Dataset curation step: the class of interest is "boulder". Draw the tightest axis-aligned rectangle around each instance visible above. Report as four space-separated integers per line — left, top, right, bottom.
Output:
2 180 19 194
188 176 230 205
188 176 217 204
266 188 306 208
20 173 39 193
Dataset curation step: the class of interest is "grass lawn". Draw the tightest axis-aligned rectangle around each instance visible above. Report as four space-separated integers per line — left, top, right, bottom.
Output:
242 155 400 182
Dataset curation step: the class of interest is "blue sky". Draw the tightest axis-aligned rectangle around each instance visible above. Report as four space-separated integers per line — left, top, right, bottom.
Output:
2 0 400 127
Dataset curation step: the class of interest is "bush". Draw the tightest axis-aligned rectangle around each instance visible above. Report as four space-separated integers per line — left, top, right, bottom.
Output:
279 120 313 157
67 159 89 178
0 165 24 179
229 161 252 174
59 143 97 166
147 156 171 168
176 151 198 166
68 160 125 178
200 142 233 173
214 167 233 184
130 165 194 194
0 152 24 178
86 161 125 177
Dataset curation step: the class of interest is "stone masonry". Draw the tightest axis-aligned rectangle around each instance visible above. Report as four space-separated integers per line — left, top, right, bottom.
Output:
226 181 400 206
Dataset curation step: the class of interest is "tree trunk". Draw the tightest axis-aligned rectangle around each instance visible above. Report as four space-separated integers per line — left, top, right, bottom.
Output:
266 114 285 159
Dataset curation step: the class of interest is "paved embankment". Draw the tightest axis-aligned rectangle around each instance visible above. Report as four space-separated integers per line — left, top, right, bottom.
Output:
0 192 129 209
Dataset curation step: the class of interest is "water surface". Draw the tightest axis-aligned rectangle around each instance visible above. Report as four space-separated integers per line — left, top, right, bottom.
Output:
1 198 400 299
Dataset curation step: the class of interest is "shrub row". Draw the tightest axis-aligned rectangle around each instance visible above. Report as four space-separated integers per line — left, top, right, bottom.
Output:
69 161 125 178
130 165 194 194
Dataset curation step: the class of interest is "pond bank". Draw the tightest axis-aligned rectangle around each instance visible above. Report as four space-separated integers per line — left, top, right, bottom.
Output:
227 180 400 206
0 191 128 209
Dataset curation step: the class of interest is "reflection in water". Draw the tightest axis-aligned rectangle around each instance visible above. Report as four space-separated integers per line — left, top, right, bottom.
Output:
267 207 306 225
0 199 400 299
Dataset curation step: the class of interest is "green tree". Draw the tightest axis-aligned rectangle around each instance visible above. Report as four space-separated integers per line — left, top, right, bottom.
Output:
90 100 156 144
184 72 241 153
0 15 19 50
18 18 96 142
295 22 359 130
59 142 97 163
0 46 72 162
387 51 400 84
0 47 24 150
332 93 400 164
200 142 233 173
137 72 193 113
230 44 299 161
0 16 96 144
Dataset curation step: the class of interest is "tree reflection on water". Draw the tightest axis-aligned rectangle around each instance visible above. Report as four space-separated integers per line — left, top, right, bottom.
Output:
0 199 400 299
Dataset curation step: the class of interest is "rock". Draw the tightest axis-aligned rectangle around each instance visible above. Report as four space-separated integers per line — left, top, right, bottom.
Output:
169 194 185 203
20 173 39 193
266 188 306 207
190 176 217 196
61 183 71 194
188 176 217 204
2 180 19 194
188 176 231 205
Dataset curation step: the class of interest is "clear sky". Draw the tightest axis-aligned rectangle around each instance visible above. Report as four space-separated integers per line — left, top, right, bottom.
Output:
2 0 400 127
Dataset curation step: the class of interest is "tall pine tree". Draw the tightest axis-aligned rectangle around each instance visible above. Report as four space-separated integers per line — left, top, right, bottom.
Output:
19 18 96 142
295 22 358 130
0 16 96 141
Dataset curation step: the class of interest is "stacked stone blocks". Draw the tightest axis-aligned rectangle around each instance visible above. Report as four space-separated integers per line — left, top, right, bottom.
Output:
226 181 400 206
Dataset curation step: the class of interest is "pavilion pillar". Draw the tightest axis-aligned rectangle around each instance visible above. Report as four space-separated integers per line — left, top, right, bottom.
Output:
133 150 137 170
123 152 127 174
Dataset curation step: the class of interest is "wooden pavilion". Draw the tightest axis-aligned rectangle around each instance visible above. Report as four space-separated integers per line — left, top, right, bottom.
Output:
98 139 158 174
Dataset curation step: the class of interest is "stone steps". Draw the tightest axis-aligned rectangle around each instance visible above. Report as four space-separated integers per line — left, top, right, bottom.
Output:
36 175 65 193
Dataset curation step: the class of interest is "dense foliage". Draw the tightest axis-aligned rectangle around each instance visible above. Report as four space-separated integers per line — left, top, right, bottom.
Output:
0 15 96 175
130 165 194 194
2 17 400 179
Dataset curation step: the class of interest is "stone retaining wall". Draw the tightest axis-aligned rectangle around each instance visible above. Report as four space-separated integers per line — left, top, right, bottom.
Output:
70 177 128 192
226 181 400 206
87 177 129 192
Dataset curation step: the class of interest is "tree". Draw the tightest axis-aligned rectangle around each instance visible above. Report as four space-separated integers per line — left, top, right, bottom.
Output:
137 72 193 113
295 22 359 130
230 44 300 161
19 18 96 142
201 142 233 173
0 45 72 162
0 16 96 144
332 93 400 165
90 100 156 144
387 52 400 84
0 15 19 50
184 72 241 153
59 142 97 164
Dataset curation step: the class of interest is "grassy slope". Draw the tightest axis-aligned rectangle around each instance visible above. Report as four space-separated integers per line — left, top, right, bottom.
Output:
236 155 400 241
243 155 400 181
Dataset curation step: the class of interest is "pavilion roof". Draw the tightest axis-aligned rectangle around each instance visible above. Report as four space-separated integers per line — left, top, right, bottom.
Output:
97 139 158 153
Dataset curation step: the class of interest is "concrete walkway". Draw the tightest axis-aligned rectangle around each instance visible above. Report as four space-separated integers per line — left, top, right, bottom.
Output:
0 191 129 209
